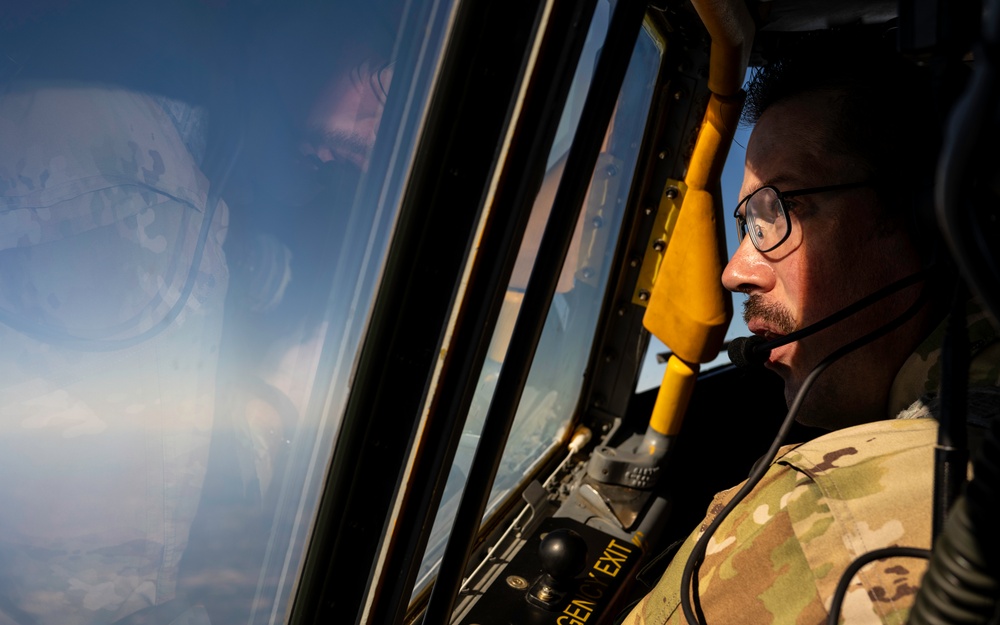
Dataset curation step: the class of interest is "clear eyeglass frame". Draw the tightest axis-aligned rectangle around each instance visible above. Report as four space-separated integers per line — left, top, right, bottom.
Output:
352 58 394 104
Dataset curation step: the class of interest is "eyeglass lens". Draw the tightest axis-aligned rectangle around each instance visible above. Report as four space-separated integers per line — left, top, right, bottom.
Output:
743 187 788 251
351 59 393 104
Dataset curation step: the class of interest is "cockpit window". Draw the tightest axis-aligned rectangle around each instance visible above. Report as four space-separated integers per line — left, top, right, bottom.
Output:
0 1 449 622
411 9 664 596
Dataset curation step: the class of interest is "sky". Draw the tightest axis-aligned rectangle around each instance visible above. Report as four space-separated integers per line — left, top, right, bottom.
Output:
635 121 753 392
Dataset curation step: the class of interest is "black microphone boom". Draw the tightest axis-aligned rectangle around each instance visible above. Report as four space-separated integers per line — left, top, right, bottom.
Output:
726 268 931 370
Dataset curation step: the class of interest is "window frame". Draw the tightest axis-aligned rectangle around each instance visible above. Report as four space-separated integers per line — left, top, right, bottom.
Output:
288 0 612 623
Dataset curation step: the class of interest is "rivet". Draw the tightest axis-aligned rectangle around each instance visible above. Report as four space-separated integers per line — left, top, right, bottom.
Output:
506 575 528 590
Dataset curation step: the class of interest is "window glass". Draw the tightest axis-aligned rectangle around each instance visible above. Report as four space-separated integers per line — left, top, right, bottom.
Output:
0 1 449 623
412 12 663 595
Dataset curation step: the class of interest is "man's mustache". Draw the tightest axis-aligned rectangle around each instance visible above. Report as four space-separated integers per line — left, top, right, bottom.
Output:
743 294 795 335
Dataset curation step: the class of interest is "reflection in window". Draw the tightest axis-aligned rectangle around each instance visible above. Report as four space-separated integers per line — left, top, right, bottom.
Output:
0 1 448 623
413 15 663 595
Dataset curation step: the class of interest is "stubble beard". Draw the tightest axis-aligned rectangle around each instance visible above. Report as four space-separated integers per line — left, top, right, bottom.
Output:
742 294 796 335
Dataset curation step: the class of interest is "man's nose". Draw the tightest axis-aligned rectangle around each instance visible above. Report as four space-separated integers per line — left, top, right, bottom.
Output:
721 235 774 294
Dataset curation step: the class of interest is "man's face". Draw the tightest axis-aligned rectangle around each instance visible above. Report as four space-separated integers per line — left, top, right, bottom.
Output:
301 59 394 173
722 91 928 429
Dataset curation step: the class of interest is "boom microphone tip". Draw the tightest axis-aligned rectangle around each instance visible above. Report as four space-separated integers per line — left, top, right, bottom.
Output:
728 335 771 369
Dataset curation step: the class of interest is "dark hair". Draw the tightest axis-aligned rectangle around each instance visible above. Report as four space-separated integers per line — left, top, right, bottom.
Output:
742 27 945 231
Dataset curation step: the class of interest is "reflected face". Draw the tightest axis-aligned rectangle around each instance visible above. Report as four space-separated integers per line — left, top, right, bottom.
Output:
722 92 928 428
301 60 394 172
510 157 585 294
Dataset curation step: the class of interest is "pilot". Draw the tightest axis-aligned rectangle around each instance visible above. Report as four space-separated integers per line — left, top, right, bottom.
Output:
621 31 1000 624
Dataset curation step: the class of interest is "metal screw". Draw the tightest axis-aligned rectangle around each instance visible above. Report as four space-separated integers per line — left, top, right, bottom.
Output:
665 186 679 199
652 239 666 252
592 216 604 228
638 289 651 301
539 586 558 601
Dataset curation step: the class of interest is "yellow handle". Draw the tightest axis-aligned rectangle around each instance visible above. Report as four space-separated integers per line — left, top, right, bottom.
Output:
648 354 698 437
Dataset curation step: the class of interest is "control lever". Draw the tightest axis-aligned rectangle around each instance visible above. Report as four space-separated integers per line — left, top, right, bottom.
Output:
526 528 588 609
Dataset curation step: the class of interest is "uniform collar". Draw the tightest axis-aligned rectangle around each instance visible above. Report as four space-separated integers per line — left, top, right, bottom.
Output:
888 296 1000 418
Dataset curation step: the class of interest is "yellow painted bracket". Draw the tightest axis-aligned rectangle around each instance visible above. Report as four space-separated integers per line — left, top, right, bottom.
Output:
644 93 741 363
633 179 687 306
579 153 625 288
641 91 744 439
619 0 753 449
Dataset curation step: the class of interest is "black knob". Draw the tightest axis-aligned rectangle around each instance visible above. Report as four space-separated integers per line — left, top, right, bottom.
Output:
538 528 588 583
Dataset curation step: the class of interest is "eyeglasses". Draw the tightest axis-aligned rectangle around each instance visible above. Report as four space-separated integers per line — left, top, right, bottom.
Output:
733 180 872 252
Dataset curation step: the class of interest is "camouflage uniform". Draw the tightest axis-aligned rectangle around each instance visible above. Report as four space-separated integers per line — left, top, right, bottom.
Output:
622 303 1000 625
0 83 228 625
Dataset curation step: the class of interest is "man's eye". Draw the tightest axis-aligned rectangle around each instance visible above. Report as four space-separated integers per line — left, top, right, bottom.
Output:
754 224 765 239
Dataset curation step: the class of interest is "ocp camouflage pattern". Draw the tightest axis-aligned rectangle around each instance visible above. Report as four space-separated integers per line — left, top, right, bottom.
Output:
0 83 228 625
